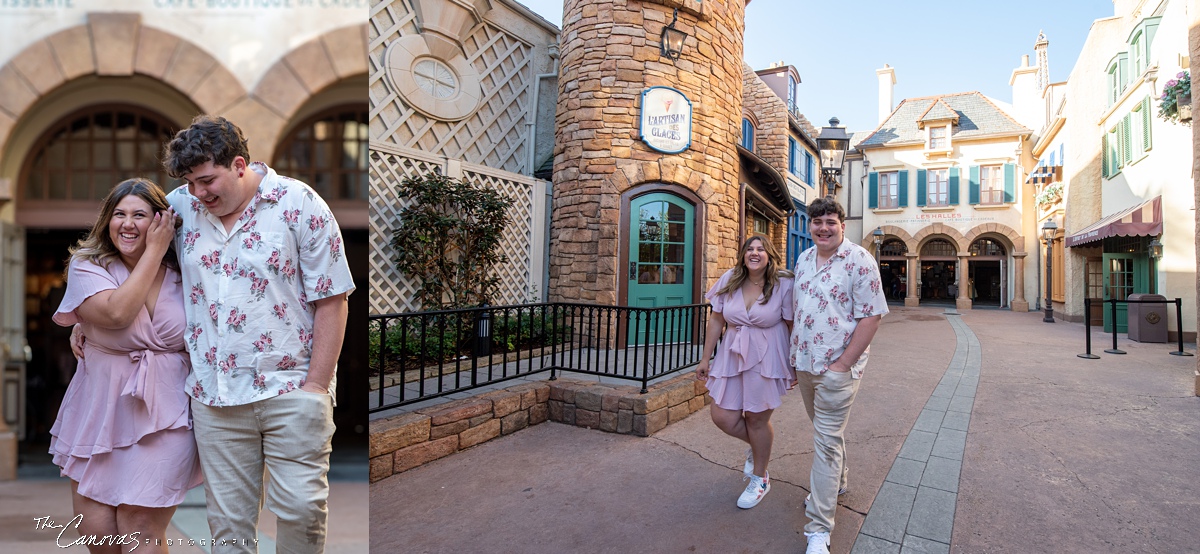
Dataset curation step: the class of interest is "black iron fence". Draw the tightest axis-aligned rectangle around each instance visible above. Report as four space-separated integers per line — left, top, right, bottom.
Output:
1078 297 1194 358
370 302 711 412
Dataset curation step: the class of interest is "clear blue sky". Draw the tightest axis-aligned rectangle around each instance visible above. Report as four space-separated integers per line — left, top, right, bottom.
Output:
515 0 1115 133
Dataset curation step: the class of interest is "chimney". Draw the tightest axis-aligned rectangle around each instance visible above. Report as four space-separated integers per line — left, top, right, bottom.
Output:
1010 50 1042 130
877 64 896 125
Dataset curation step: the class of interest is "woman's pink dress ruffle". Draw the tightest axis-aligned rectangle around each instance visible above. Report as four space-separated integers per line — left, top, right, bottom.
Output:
704 269 795 412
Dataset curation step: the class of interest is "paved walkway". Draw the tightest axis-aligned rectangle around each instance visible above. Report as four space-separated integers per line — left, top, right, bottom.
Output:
1 452 369 553
371 306 1200 553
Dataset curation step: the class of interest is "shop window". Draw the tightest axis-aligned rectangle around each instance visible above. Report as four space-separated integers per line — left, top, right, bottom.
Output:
921 239 956 257
273 105 368 202
880 239 906 256
21 106 177 203
968 238 1006 257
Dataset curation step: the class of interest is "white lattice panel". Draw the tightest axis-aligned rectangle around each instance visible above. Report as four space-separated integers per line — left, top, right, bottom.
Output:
369 145 545 315
369 0 533 174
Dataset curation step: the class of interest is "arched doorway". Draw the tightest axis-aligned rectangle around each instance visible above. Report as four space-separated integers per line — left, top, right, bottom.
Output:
879 238 907 302
627 192 695 344
18 105 180 444
968 237 1007 307
919 238 957 304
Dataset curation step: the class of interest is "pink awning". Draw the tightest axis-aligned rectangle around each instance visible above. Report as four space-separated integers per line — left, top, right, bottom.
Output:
1066 196 1161 248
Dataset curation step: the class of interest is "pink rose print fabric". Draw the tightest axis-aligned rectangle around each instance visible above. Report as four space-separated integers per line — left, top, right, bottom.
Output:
789 238 888 379
168 162 355 407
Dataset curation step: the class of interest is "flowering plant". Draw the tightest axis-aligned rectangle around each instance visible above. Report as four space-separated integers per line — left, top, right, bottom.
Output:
1158 70 1191 124
1035 182 1062 206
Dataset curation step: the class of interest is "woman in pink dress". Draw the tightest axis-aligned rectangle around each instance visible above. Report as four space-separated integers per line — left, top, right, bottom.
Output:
695 235 794 510
50 178 203 553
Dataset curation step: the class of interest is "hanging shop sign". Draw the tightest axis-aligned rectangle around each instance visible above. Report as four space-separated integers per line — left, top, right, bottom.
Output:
639 86 692 154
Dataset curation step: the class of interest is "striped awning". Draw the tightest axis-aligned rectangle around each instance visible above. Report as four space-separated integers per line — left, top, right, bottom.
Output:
1026 164 1061 185
1066 196 1161 247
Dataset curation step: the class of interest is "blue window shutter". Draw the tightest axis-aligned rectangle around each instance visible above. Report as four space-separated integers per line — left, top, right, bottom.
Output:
868 172 878 209
948 167 960 205
788 138 797 175
1003 163 1015 203
807 153 815 185
1101 135 1109 178
969 165 980 205
916 169 927 207
898 170 909 207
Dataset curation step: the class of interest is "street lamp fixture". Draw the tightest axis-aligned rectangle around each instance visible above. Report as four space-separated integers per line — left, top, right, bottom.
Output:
817 117 850 197
659 9 688 60
1148 237 1163 260
872 227 884 265
1041 219 1057 323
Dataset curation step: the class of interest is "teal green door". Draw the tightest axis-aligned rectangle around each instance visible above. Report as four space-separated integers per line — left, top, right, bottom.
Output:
627 193 694 345
1102 254 1148 333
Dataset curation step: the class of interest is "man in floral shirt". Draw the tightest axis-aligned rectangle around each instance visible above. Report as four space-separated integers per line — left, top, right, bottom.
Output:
789 197 887 554
166 115 353 553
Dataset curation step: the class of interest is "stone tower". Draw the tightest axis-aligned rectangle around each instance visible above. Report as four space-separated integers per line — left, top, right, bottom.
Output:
549 0 748 306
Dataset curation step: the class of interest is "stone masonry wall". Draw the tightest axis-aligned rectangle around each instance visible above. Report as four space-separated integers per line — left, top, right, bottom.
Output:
549 0 748 303
369 373 710 482
741 63 788 171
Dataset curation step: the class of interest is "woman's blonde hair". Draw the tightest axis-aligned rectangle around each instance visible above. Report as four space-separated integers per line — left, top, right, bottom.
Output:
716 235 793 304
68 178 180 273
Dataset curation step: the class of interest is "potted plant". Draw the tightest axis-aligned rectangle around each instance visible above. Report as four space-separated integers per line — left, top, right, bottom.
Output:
1158 70 1192 125
1035 182 1063 207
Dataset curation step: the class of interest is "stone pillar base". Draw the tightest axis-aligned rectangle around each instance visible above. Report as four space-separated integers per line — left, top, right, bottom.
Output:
905 297 920 307
1011 300 1030 313
956 298 973 311
0 431 16 481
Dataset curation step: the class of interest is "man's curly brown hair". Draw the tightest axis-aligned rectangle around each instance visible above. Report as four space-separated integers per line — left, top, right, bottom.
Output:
162 115 250 178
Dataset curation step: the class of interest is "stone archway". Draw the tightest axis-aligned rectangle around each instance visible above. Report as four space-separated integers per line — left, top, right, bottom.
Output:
963 222 1029 311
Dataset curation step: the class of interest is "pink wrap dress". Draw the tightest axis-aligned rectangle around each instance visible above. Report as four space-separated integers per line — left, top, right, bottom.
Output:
49 258 203 507
704 270 795 412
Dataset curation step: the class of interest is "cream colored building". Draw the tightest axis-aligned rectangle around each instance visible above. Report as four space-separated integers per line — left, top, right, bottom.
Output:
0 2 369 479
849 64 1037 312
1040 0 1196 341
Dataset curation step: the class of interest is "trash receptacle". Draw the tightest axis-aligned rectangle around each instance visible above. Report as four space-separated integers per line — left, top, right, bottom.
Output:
1127 293 1168 343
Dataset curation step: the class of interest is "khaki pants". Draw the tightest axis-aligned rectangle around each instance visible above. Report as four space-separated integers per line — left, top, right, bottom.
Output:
796 370 860 535
192 390 335 554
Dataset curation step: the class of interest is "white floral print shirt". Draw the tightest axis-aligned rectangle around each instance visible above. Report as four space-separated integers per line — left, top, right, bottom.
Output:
790 238 888 379
167 162 355 406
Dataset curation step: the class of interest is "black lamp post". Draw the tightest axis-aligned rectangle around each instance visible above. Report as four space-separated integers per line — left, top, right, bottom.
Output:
660 9 688 60
816 117 850 197
1042 219 1057 323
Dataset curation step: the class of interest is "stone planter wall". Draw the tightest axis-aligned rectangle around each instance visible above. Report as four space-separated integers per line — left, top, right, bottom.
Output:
369 373 710 482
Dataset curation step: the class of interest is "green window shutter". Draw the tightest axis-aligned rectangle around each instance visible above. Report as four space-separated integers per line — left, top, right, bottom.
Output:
948 167 960 205
968 165 980 205
1102 134 1110 178
1142 97 1152 152
868 172 878 209
1003 163 1015 203
916 169 927 207
1121 114 1131 166
898 170 909 208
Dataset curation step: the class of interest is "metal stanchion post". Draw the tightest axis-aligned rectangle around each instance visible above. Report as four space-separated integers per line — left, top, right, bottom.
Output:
1104 298 1126 354
1170 298 1194 357
1079 298 1099 359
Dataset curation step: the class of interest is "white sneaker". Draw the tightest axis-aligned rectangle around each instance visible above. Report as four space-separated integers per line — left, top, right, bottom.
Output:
743 448 754 477
804 531 830 554
737 474 770 509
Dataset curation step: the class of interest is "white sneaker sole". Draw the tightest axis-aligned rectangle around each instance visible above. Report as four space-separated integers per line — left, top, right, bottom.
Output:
737 481 770 509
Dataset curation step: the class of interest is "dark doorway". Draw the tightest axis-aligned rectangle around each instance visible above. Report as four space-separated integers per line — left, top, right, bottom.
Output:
919 261 956 304
879 260 906 302
970 261 1002 306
